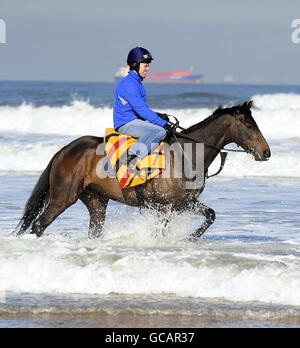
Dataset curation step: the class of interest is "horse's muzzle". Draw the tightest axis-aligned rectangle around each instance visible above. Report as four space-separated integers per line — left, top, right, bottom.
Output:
254 148 271 161
263 149 271 160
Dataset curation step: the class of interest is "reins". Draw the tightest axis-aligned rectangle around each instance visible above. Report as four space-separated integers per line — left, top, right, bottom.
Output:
166 113 250 179
167 114 248 154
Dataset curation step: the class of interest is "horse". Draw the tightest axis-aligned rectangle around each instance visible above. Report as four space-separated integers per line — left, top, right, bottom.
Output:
16 101 271 240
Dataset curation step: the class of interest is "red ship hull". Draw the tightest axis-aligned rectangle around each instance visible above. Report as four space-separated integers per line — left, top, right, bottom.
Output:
144 70 203 84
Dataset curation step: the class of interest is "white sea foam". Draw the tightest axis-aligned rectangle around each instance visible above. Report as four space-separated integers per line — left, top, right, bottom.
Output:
0 101 113 136
0 93 299 176
252 93 300 111
0 230 299 306
0 143 298 177
0 93 299 140
0 143 62 172
209 151 300 178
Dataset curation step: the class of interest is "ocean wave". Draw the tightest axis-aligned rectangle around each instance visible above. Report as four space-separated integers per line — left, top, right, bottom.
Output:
0 94 299 141
209 151 300 178
0 294 299 325
252 93 300 111
0 100 114 136
0 233 299 306
0 143 62 172
0 93 299 174
0 142 299 177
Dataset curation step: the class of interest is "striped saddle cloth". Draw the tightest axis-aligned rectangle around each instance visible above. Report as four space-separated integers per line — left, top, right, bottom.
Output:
104 128 165 190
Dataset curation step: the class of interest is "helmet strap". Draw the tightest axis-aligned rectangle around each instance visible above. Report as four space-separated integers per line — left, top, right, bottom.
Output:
130 62 143 79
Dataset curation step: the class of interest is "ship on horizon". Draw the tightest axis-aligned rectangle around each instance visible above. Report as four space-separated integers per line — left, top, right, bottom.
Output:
114 66 203 84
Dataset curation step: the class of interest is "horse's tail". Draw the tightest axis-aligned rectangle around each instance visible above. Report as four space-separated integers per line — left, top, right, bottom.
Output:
15 151 60 235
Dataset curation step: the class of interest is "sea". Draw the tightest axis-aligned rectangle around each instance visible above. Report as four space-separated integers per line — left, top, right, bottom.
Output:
0 81 300 328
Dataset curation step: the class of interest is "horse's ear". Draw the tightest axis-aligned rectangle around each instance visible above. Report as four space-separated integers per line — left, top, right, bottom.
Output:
247 100 253 109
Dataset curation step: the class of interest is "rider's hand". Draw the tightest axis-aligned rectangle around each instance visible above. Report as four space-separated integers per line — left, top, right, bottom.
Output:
163 122 175 133
157 113 170 122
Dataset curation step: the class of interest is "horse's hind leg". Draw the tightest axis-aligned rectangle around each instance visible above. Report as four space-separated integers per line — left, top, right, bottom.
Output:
187 200 216 241
31 196 79 237
79 187 109 238
31 171 84 237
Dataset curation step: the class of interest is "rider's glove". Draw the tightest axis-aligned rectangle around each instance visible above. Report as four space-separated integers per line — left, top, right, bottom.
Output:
163 122 175 133
157 112 170 122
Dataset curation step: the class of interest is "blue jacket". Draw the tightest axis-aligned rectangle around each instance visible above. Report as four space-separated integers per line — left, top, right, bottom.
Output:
113 70 167 130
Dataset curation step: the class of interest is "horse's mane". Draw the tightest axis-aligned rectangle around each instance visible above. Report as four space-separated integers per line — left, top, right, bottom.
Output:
182 103 248 134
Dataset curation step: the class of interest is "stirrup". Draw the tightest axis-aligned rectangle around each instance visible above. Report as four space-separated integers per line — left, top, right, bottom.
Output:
127 154 138 172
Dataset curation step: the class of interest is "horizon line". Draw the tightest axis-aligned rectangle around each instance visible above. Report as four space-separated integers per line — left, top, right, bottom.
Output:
0 79 299 87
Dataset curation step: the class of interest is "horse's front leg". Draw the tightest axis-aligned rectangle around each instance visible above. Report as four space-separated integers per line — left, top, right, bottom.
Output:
187 200 216 241
79 187 109 239
151 204 173 237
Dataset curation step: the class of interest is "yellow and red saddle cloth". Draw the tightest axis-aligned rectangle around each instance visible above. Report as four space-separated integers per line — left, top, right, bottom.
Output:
104 128 165 189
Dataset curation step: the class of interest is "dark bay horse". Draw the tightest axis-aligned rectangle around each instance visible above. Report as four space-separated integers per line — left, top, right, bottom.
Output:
16 101 271 240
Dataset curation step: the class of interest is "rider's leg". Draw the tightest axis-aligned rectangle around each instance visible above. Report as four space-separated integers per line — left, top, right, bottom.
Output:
118 119 166 160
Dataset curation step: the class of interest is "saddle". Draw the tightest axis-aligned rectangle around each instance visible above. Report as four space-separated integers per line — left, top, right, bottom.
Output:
104 128 165 189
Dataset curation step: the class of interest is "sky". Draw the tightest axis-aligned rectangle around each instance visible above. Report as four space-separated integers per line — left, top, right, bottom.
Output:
0 0 300 84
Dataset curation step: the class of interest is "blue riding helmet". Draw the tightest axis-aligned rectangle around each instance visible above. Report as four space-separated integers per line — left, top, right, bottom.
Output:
127 47 154 68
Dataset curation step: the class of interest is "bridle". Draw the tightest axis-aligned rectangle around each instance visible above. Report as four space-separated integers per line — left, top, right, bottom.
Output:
168 112 256 178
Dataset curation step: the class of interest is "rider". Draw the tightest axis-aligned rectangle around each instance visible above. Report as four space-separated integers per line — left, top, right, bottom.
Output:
113 47 172 171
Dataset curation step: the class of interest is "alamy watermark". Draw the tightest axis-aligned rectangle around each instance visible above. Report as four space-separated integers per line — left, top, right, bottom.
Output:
0 19 6 43
291 19 300 44
95 141 205 190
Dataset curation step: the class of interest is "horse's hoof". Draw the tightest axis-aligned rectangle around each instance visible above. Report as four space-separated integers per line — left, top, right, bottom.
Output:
186 235 198 243
30 229 43 238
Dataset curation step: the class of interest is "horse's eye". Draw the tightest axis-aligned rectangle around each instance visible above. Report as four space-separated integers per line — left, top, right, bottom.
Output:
245 122 252 129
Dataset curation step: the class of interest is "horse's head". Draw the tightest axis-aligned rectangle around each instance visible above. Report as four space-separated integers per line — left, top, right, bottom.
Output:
230 101 271 161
